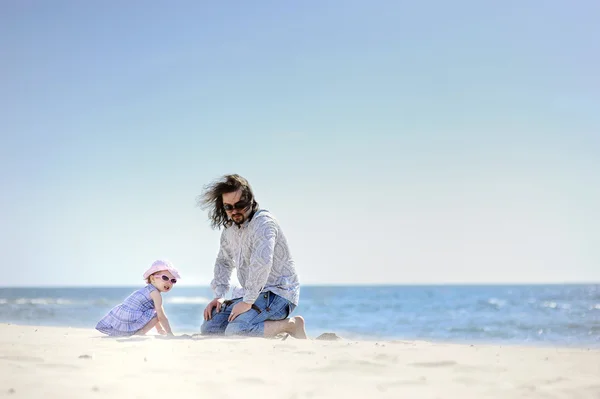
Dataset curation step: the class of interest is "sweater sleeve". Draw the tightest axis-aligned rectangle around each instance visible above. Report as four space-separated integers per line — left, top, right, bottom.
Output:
210 230 234 299
242 220 277 304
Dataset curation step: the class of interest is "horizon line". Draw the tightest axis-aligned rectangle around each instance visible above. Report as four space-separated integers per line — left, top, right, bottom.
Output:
1 281 599 289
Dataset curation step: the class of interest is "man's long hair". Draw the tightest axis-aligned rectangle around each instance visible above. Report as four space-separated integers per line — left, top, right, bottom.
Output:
197 174 259 229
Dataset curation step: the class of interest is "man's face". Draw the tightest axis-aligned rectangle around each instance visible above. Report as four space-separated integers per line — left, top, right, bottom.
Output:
222 189 252 226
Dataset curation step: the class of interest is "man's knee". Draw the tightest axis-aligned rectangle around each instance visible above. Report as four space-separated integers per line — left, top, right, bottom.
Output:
200 321 211 335
224 321 249 336
201 317 225 335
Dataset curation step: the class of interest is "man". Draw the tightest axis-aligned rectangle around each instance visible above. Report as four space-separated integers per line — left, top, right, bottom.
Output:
198 174 307 338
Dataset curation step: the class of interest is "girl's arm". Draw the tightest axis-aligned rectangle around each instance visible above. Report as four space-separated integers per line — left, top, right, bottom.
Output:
155 321 167 335
150 290 173 335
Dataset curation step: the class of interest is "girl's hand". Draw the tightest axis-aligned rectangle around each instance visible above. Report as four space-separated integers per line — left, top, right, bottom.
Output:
156 325 167 335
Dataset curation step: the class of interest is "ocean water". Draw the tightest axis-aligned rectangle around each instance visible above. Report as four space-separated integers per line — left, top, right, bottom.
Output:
1 285 599 347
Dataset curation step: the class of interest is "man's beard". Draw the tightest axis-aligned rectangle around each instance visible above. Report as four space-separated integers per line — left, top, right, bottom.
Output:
231 212 246 226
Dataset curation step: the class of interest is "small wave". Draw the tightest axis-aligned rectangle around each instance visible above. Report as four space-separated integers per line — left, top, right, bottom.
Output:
3 298 75 306
487 298 506 308
541 301 571 310
446 326 490 333
591 304 600 311
165 296 210 305
17 298 74 305
477 298 506 309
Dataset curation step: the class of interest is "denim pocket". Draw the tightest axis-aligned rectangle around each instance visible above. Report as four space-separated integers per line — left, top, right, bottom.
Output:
264 291 274 309
257 291 275 312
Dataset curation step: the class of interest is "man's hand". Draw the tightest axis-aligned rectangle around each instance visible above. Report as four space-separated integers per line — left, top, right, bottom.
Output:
203 298 225 321
228 301 252 322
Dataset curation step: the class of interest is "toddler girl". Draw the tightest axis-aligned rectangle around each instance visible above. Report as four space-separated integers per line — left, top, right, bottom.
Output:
96 259 180 337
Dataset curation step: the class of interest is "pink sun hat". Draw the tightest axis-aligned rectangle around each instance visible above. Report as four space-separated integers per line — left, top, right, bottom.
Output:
143 259 181 280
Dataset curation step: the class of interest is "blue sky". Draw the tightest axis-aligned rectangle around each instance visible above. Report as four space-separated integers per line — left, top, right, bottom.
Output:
1 1 598 286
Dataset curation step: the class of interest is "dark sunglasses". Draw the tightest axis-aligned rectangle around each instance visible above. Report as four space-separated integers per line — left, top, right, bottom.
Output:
156 274 177 284
223 199 251 212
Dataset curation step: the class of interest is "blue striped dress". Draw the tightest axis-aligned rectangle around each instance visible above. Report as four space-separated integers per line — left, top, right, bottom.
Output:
96 284 159 336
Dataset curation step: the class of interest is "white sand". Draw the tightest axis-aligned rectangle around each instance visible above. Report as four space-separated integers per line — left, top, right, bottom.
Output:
0 324 599 398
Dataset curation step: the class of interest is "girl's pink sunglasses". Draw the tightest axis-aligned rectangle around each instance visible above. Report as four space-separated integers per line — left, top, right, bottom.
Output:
155 274 177 284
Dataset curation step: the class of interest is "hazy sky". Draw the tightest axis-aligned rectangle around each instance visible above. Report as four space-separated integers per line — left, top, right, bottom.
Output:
1 1 598 286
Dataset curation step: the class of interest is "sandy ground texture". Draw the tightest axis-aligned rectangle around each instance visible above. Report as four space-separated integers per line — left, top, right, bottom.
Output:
0 323 599 399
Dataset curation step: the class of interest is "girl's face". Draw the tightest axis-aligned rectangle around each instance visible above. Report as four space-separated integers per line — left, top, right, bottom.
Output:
150 270 177 292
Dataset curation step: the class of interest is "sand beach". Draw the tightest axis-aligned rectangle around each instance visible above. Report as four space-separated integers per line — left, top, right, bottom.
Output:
1 323 599 398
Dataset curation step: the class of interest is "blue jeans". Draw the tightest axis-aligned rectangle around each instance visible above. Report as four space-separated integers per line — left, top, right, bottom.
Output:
201 291 296 337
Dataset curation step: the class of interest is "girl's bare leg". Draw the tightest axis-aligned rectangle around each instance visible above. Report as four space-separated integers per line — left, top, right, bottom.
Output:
135 318 159 335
